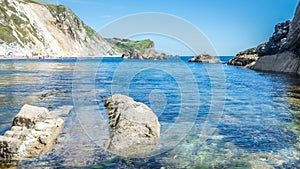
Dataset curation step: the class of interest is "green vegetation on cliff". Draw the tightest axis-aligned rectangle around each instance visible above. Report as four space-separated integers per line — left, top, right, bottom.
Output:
0 25 17 44
0 0 23 44
37 0 96 38
0 0 97 46
39 1 96 38
105 38 154 53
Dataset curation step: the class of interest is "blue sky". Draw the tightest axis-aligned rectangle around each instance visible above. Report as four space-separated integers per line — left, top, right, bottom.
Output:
44 0 298 55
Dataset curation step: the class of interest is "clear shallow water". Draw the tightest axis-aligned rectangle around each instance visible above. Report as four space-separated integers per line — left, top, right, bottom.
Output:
0 57 299 168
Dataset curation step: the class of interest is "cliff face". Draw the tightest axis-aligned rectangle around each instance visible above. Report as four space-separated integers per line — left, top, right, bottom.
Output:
230 2 300 74
0 0 115 57
281 2 300 56
228 20 290 67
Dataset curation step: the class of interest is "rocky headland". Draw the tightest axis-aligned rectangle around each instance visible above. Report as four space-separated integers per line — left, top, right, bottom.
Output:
106 38 166 60
189 53 221 63
227 47 259 67
229 2 300 74
0 0 116 58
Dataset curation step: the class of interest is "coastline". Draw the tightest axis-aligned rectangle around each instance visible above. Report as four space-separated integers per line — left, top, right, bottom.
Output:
0 55 122 60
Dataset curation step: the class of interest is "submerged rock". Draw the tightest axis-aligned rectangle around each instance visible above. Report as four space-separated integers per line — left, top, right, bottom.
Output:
0 104 64 161
104 94 160 156
188 53 221 63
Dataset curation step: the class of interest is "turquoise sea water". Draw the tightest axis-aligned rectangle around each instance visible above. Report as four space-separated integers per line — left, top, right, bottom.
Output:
0 56 299 168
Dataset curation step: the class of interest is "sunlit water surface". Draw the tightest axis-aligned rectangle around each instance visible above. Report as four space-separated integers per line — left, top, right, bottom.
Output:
0 57 299 168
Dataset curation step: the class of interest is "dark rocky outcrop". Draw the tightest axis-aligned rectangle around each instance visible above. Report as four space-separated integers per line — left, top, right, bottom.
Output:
0 105 65 161
227 47 259 67
231 2 300 74
228 43 267 67
281 4 300 56
259 20 290 56
188 53 221 63
104 94 160 156
229 20 290 67
250 51 300 72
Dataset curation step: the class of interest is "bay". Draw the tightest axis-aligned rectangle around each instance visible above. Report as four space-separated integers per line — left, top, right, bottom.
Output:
0 56 299 168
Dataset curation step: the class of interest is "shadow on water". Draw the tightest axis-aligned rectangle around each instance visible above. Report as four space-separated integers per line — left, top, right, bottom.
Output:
219 124 297 152
282 75 300 132
216 70 299 152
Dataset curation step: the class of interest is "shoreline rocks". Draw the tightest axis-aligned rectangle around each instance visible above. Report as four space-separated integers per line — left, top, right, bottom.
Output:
189 53 221 63
228 20 290 68
231 2 300 74
0 105 64 161
104 94 160 156
227 47 259 67
251 51 300 73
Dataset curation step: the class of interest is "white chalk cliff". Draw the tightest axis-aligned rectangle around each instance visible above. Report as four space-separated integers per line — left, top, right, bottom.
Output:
0 0 116 57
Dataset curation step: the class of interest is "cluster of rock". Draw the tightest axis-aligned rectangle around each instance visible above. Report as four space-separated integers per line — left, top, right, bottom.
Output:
104 94 160 156
0 105 64 161
188 53 221 63
229 2 300 74
228 20 290 67
121 47 166 60
227 47 259 67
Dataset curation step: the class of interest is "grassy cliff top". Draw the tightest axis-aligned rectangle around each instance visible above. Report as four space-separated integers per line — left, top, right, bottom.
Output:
105 38 154 53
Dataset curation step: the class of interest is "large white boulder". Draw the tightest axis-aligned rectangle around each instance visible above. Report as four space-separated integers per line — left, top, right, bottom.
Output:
104 94 160 156
12 104 50 129
0 105 65 161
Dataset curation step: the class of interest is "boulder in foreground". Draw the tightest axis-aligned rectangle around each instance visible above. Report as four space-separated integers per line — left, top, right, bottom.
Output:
0 104 64 161
104 94 160 156
189 54 221 63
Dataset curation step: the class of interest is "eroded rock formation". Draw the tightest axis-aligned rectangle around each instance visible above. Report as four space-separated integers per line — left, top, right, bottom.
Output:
0 104 64 161
189 53 221 63
227 47 260 67
104 94 160 156
230 2 300 74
